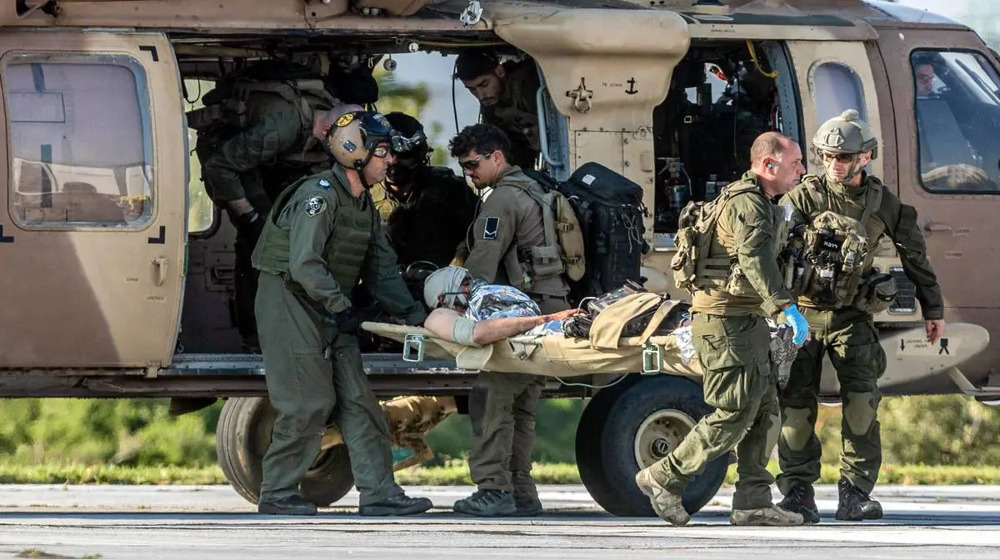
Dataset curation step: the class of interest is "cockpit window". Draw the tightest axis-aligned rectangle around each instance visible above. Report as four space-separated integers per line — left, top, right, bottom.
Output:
4 54 154 228
912 50 1000 193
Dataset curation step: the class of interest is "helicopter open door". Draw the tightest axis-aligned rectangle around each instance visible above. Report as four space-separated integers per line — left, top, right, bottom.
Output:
0 31 187 368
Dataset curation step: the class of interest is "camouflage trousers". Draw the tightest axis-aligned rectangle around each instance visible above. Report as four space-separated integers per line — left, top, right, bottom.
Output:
255 273 401 505
468 297 568 499
650 312 780 510
777 307 886 495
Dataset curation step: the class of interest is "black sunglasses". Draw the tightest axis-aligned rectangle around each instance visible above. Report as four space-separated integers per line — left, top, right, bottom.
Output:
459 152 495 171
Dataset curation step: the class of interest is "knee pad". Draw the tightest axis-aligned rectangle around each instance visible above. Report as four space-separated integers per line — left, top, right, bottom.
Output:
844 391 877 435
781 407 813 451
451 316 480 346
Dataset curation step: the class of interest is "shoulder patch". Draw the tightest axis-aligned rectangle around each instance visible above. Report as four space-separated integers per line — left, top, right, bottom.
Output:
317 178 331 189
483 216 500 240
305 196 327 217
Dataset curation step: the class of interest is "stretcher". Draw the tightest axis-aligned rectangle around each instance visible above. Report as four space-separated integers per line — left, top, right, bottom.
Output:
361 289 991 393
362 295 704 381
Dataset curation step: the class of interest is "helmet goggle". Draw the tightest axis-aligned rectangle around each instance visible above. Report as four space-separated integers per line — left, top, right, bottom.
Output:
390 130 427 155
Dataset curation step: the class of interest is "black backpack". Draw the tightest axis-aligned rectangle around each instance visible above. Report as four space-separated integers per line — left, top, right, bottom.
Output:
526 162 648 304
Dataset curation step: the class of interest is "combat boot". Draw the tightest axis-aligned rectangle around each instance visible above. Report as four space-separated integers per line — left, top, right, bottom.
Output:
453 489 516 517
257 494 318 516
836 478 883 521
730 505 805 526
778 484 821 524
513 494 544 517
634 466 690 526
359 492 433 516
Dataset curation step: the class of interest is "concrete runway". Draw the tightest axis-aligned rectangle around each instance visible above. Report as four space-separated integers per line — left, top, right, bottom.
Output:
0 484 998 558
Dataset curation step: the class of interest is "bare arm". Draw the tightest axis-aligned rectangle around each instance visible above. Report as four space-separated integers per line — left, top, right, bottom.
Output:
424 307 578 346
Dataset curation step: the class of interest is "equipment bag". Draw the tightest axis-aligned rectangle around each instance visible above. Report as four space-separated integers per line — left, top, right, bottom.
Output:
530 162 648 303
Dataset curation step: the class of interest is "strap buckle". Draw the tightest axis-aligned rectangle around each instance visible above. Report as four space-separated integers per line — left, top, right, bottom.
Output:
402 333 426 363
642 343 663 374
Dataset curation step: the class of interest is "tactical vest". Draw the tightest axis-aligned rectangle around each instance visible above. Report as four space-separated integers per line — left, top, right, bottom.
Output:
671 181 774 296
508 175 586 284
253 174 375 291
787 175 885 309
188 78 336 167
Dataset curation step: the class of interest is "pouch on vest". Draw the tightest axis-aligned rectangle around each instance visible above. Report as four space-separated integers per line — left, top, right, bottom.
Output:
670 183 760 295
853 271 897 314
793 210 870 307
515 172 587 284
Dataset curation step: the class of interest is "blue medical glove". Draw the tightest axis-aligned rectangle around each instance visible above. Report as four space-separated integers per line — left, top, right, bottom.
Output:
782 304 810 345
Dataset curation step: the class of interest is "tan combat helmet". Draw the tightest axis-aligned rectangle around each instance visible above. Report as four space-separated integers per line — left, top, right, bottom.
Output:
327 110 398 171
812 109 879 159
813 109 878 185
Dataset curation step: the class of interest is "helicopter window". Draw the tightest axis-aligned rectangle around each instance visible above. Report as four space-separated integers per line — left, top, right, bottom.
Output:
183 79 218 236
912 50 1000 192
809 62 867 128
5 55 154 228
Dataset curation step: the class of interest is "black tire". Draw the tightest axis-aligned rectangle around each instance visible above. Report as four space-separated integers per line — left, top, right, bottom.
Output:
216 397 355 507
575 376 638 511
595 375 729 517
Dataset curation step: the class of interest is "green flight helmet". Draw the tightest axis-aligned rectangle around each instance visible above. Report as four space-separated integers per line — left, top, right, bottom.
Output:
812 109 879 159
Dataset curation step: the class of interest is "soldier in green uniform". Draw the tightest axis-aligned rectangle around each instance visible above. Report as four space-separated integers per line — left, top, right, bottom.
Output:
455 49 540 169
445 123 570 517
371 112 479 268
193 64 379 352
250 109 432 517
776 110 946 523
635 132 809 527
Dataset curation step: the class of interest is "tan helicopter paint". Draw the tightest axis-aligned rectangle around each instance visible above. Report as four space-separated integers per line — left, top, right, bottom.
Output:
0 31 186 368
0 0 475 33
494 6 689 236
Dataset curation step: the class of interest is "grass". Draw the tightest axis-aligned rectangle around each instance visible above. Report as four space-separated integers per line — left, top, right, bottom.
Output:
2 461 1000 486
0 464 228 485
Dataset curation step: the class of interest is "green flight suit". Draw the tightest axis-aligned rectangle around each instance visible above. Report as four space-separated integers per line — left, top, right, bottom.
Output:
251 166 426 505
777 173 944 495
198 91 330 350
461 165 569 500
482 60 540 169
649 171 794 510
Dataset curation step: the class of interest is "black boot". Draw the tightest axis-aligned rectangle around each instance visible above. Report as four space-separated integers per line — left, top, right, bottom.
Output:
836 478 883 521
359 493 433 516
258 494 318 516
453 489 516 517
778 484 821 524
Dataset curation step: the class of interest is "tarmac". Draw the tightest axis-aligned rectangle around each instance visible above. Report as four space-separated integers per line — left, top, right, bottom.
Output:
0 484 998 558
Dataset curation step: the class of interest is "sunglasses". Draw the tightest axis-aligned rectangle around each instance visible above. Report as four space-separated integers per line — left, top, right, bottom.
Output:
459 152 494 171
820 151 857 164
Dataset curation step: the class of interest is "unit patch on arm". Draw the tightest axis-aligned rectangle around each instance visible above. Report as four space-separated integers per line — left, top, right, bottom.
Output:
483 216 500 240
305 196 327 217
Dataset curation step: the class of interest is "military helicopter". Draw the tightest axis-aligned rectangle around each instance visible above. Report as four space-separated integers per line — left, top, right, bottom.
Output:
0 0 996 516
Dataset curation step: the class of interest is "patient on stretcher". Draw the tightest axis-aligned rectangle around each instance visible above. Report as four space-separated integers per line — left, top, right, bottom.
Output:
421 266 579 346
417 266 797 386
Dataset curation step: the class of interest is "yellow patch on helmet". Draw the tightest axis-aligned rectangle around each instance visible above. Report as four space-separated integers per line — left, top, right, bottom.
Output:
335 112 355 128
